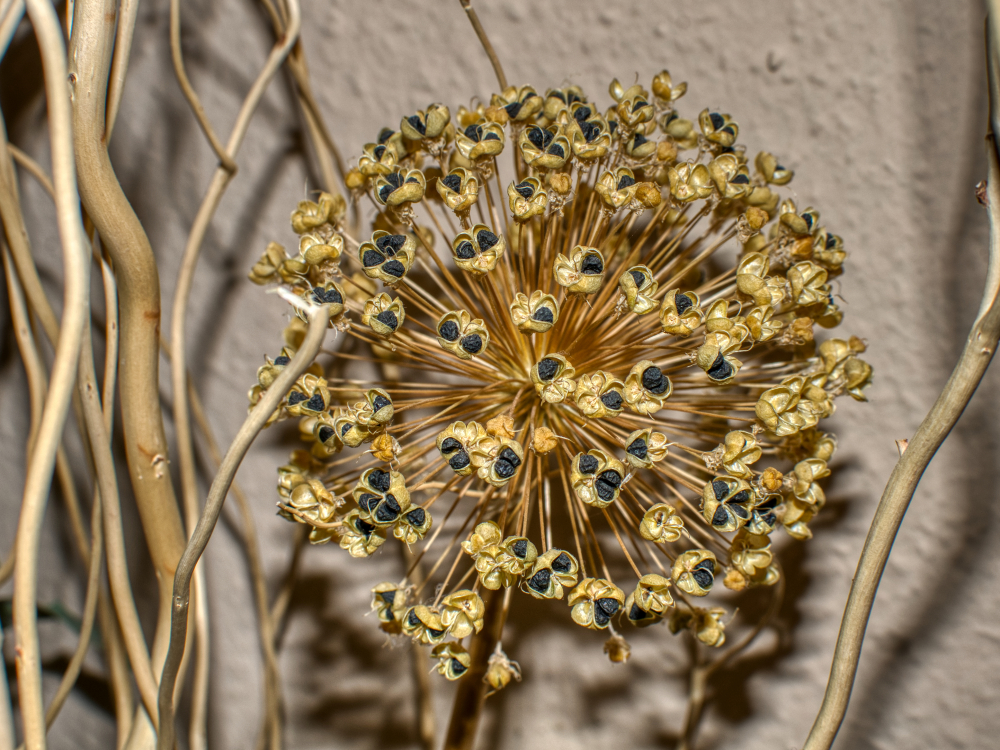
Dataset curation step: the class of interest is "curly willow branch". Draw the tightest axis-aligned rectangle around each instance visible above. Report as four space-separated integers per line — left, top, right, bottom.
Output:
802 13 1000 749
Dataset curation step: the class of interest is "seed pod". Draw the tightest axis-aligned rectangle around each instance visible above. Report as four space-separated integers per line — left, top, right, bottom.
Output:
436 421 488 476
351 388 393 428
570 115 612 162
623 591 663 627
659 110 698 150
844 356 873 401
507 177 548 221
695 331 744 385
500 535 538 576
373 168 426 207
469 435 525 488
371 582 407 633
462 521 503 557
309 412 342 459
708 153 751 199
625 130 657 160
431 642 472 680
285 373 330 418
702 476 755 532
813 228 846 271
698 109 739 148
452 224 506 274
485 647 522 692
358 231 416 285
574 371 626 419
721 430 761 478
596 167 639 210
782 496 817 540
352 467 411 528
623 360 672 415
779 200 820 236
542 85 586 120
756 376 809 436
522 548 580 599
456 120 506 161
299 232 344 270
634 573 675 615
570 449 626 508
787 261 830 307
358 140 400 177
791 458 831 508
440 590 485 639
624 428 670 469
492 84 543 121
672 550 718 596
639 502 684 543
361 293 405 338
472 543 519 590
338 509 387 558
401 604 447 645
394 504 432 544
755 151 794 185
290 191 344 234
729 528 773 578
671 606 728 647
651 69 687 104
509 291 560 333
400 103 451 141
435 310 490 360
616 91 654 129
333 408 371 448
519 125 570 170
603 633 632 663
553 246 605 295
747 492 781 536
618 265 660 315
668 161 713 202
660 289 703 336
568 578 625 630
746 304 783 342
530 354 577 404
485 414 515 439
249 241 287 285
280 479 339 545
436 167 479 214
737 253 782 307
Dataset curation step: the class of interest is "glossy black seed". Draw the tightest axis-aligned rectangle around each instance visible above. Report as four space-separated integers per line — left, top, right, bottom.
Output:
580 253 604 275
313 286 343 305
378 185 393 203
380 590 396 605
579 120 600 143
449 450 470 471
594 598 620 625
373 145 386 160
382 260 406 278
632 132 648 147
532 306 554 323
484 132 500 142
537 358 559 381
600 470 622 489
552 552 573 573
375 310 398 330
547 143 565 158
573 106 592 122
441 174 462 192
627 437 648 460
758 497 778 511
595 478 617 502
451 659 468 676
406 508 426 527
504 100 523 118
675 294 693 314
377 128 395 144
629 269 646 288
368 396 390 416
355 517 376 537
803 213 814 230
578 454 599 474
511 539 528 558
527 126 554 150
550 90 567 103
461 335 483 354
617 174 636 191
318 425 335 444
642 366 669 395
476 230 499 250
712 480 730 501
407 609 420 627
494 459 516 479
712 506 730 526
498 448 521 469
439 437 462 455
358 493 380 513
376 234 407 255
600 390 623 411
692 568 714 589
707 353 734 381
826 234 839 249
426 627 445 638
375 494 401 523
630 602 651 621
608 120 618 135
720 125 736 136
528 568 551 593
464 123 483 141
362 249 385 267
407 114 426 135
368 470 391 491
731 504 749 520
694 560 715 573
514 181 534 199
341 422 353 436
274 355 291 366
708 112 725 130
287 391 307 405
731 173 750 184
438 320 460 341
567 91 582 104
759 512 776 525
455 240 476 259
729 490 751 506
404 176 420 184
385 171 403 188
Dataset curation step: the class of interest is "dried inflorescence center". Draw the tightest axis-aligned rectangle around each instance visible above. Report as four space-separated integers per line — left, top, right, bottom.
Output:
248 70 872 687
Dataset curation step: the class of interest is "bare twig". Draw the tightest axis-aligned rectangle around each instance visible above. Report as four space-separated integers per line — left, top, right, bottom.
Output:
458 0 507 91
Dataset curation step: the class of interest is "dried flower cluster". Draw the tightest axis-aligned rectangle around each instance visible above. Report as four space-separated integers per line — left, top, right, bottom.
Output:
248 70 872 686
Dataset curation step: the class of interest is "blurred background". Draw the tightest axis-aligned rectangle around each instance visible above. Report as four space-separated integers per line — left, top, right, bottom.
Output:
1 1 996 748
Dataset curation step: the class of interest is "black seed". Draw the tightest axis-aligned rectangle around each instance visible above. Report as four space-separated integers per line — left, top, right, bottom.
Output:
595 477 617 502
552 552 573 573
358 493 380 512
642 366 669 395
497 449 521 471
527 126 554 150
376 234 407 255
594 598 620 625
407 114 426 135
511 539 528 558
449 450 470 471
694 560 715 573
382 260 406 277
377 128 395 144
381 590 396 605
378 184 393 203
514 181 534 199
758 497 778 511
439 320 460 341
341 422 353 436
505 100 523 118
729 490 751 506
368 396 390 416
426 627 445 638
579 120 600 143
567 92 582 104
355 517 375 537
528 568 551 593
675 294 693 314
461 334 483 354
494 459 516 479
711 506 730 526
720 125 736 136
318 425 335 444
313 286 343 305
599 470 622 489
451 659 468 676
608 120 618 135
385 171 403 188
532 306 554 323
375 310 398 331
600 390 623 411
407 609 420 627
803 213 814 230
580 253 604 275
373 145 386 160
708 112 725 130
617 174 636 191
375 494 401 523
550 90 567 103
406 508 426 527
441 174 462 192
632 132 648 147
692 568 714 589
627 437 647 460
630 602 651 621
664 111 678 126
826 234 839 249
731 173 750 184
287 391 307 405
731 504 749 519
274 355 290 366
629 269 646 288
707 353 734 381
578 454 598 474
712 480 730 501
368 470 391 492
536 358 559 381
573 106 592 122
760 512 776 525
476 229 499 250
439 437 462 455
405 176 420 184
464 123 483 141
455 240 476 259
547 143 565 158
362 249 385 267
484 132 500 141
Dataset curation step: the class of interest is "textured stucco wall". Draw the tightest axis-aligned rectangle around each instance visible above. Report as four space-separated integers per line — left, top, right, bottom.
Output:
1 1 997 749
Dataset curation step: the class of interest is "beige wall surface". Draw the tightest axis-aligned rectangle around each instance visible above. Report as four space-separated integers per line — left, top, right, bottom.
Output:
1 1 997 748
